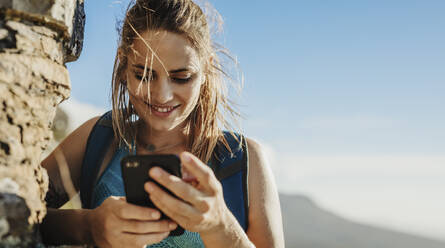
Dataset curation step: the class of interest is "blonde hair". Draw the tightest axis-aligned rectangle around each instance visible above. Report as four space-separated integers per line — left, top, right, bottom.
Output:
111 0 242 162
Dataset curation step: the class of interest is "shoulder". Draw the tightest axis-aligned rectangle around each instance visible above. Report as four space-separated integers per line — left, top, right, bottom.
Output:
71 116 102 137
244 137 274 196
65 110 114 150
244 137 272 177
244 137 285 247
245 137 266 162
41 115 102 191
49 114 101 160
61 116 102 150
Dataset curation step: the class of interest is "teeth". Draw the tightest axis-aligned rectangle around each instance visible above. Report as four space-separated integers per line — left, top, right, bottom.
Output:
152 106 174 113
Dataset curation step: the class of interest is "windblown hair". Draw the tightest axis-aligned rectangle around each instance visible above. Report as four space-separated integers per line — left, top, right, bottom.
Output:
111 0 241 162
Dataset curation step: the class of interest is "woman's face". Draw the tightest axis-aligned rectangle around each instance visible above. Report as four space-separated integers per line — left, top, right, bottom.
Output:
125 30 204 132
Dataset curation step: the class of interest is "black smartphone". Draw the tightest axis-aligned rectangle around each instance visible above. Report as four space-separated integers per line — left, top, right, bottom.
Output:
121 154 184 236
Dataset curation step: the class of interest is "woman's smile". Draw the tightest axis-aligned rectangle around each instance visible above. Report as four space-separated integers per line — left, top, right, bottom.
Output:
145 102 181 118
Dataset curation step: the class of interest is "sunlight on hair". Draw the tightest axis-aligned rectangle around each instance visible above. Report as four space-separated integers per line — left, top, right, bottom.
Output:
194 0 224 36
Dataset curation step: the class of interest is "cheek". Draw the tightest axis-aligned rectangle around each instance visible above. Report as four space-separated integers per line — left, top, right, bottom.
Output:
184 83 201 107
189 75 204 102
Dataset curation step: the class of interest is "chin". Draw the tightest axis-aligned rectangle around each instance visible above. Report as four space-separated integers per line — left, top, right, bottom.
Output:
145 118 184 132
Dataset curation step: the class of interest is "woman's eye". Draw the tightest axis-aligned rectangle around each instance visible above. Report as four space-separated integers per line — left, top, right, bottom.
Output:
172 77 192 83
135 74 154 82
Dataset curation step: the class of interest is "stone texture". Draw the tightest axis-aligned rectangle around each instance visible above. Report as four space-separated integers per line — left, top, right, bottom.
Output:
0 193 42 247
0 20 70 225
4 21 64 63
0 0 85 62
0 0 79 32
0 0 85 246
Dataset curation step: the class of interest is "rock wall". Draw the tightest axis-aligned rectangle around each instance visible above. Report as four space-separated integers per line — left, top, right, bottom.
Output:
0 0 84 245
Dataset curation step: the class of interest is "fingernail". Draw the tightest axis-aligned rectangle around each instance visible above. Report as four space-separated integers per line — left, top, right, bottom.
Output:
145 183 153 192
181 152 192 163
169 223 177 229
152 212 160 219
150 167 161 178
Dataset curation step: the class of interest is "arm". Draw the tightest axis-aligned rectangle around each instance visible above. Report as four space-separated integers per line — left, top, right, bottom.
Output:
42 116 100 203
198 138 285 247
41 208 94 245
40 116 100 244
245 138 285 247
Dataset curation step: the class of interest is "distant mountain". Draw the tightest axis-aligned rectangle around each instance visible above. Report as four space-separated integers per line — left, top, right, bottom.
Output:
280 193 445 248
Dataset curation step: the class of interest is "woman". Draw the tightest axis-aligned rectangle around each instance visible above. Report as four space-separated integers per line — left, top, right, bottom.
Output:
41 0 284 247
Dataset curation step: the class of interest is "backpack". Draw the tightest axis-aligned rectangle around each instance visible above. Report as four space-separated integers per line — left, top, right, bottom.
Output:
79 111 249 230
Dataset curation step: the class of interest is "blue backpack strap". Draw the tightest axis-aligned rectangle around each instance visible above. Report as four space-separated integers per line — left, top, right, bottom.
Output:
211 131 249 231
80 110 114 209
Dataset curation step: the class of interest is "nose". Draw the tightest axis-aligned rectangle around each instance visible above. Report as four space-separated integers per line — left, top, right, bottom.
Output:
150 77 174 104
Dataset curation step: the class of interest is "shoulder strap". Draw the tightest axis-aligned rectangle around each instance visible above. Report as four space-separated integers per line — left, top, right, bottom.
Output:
79 111 114 209
210 131 249 230
212 132 248 180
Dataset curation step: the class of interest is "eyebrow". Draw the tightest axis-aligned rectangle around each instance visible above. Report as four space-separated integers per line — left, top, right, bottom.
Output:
133 64 193 74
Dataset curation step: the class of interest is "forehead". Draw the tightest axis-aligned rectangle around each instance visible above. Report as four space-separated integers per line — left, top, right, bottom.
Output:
129 30 201 71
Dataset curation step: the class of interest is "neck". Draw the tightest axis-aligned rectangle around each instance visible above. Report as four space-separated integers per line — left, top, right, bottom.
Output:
136 121 187 151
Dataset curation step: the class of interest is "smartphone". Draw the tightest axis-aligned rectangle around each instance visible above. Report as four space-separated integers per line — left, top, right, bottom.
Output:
121 154 184 236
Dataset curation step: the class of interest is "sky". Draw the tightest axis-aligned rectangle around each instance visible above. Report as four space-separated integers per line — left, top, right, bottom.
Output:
65 0 445 241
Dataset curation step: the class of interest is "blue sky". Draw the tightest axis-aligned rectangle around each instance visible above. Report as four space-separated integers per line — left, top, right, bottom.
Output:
68 0 445 156
65 0 445 240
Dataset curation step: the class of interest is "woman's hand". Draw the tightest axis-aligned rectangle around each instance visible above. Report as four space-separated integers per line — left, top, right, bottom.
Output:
144 152 232 236
87 196 178 248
